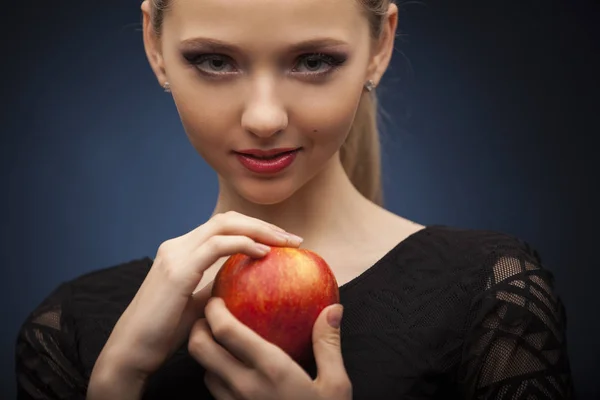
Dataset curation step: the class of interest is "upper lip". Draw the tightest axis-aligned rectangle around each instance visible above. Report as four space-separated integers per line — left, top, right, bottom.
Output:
235 148 300 157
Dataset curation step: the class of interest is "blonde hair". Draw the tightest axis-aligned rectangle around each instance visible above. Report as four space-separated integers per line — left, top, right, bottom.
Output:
149 0 392 206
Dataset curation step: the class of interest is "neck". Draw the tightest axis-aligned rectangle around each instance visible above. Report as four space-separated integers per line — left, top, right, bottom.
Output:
211 155 375 246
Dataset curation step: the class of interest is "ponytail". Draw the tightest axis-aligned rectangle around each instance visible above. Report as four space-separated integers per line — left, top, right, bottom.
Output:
340 91 383 206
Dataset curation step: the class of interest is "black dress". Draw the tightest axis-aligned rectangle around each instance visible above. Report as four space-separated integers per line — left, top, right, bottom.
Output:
14 225 575 399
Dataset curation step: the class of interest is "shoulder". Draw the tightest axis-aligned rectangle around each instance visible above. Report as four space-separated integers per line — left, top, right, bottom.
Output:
15 257 153 398
20 255 154 342
416 224 547 274
417 224 534 252
425 228 567 328
34 256 154 324
65 256 154 315
404 224 561 309
371 223 549 291
20 255 153 329
413 223 565 316
427 223 564 306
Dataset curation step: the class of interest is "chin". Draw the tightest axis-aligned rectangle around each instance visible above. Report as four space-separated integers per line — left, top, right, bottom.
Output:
232 177 302 205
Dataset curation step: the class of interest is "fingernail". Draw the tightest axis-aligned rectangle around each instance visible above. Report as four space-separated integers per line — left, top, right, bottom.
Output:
327 304 343 329
275 232 304 246
255 243 271 253
275 231 290 242
287 234 304 246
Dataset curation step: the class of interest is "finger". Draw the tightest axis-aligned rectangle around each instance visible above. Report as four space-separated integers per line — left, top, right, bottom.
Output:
312 304 351 395
166 235 269 295
192 234 273 272
204 297 284 370
204 371 240 400
188 318 250 387
188 211 303 249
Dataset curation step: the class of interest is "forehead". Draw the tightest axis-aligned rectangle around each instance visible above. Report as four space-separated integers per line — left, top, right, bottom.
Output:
165 0 368 45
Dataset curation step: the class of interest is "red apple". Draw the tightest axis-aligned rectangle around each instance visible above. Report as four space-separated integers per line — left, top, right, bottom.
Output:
211 246 340 365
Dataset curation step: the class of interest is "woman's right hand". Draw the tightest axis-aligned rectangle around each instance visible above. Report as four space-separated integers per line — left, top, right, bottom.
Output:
88 211 303 396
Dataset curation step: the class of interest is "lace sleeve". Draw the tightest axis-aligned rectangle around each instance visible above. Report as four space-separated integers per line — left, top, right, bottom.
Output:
15 283 88 399
458 239 575 399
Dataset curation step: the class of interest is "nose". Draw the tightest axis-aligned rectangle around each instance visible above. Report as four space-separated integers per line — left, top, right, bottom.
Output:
241 81 288 139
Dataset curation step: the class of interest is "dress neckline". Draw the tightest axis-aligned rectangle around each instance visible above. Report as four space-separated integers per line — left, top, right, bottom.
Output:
338 225 445 292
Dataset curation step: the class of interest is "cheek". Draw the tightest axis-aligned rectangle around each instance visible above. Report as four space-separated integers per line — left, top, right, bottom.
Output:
293 84 363 153
171 86 240 162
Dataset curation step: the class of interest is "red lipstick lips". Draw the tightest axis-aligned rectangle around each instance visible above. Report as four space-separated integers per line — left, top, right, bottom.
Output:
235 148 300 174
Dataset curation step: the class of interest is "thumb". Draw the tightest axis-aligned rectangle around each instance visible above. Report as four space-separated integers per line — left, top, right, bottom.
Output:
312 304 348 386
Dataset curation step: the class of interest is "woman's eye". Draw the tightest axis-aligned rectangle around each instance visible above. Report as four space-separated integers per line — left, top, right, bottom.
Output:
298 56 326 71
293 53 347 76
189 54 237 75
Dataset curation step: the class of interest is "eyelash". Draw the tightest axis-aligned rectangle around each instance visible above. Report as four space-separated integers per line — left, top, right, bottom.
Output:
183 52 348 80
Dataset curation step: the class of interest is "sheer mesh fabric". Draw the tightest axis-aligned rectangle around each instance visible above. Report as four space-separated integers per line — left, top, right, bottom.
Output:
14 226 574 399
15 284 88 398
458 244 573 399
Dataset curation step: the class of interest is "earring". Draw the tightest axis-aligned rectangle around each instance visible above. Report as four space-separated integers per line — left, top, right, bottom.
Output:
163 82 171 93
364 80 376 92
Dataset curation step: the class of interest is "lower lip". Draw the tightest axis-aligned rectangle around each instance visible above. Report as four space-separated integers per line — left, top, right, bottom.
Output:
235 150 299 174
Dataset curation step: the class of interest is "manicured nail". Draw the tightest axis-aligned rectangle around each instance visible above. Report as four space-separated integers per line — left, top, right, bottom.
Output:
275 232 303 245
287 234 304 246
327 304 343 329
255 243 271 254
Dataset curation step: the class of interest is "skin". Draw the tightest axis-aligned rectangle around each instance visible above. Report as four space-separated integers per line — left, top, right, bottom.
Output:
87 0 426 399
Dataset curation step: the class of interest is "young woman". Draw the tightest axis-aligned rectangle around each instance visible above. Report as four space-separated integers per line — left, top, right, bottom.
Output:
15 0 574 399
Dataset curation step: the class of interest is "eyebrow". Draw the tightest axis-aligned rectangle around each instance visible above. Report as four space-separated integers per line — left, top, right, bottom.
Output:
178 37 350 54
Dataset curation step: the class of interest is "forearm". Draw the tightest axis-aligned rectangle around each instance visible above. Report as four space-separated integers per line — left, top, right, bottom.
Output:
86 353 148 400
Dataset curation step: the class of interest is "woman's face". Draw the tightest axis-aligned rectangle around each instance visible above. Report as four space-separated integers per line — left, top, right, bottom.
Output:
144 0 387 205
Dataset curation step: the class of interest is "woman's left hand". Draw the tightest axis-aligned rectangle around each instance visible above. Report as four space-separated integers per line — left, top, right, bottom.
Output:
188 297 352 400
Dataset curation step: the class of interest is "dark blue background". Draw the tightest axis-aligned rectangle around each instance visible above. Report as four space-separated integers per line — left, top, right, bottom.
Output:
3 0 598 398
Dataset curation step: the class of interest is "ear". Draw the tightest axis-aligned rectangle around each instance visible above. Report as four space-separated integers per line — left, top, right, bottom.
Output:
366 3 399 86
141 0 168 88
